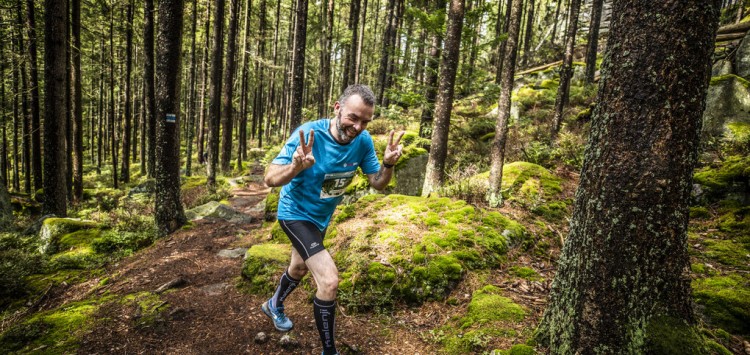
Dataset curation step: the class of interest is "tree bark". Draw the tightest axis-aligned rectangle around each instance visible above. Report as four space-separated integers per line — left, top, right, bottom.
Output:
207 0 225 186
419 0 447 139
584 0 603 84
538 1 720 352
109 12 118 189
1 20 8 187
422 0 464 197
343 0 361 92
376 0 398 106
289 0 308 133
318 0 334 117
253 0 268 149
98 38 104 171
550 0 562 46
25 0 41 192
154 0 188 235
15 2 31 194
71 0 83 202
495 0 513 84
521 0 535 67
487 0 522 207
120 0 134 183
355 0 367 84
550 0 581 139
221 0 241 172
144 0 156 178
43 0 68 216
197 0 211 165
185 0 199 177
238 0 252 166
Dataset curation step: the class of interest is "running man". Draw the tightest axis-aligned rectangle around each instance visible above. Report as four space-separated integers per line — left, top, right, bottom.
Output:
262 84 404 355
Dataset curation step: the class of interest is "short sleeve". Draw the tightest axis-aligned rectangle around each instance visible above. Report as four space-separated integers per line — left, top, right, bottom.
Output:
272 130 301 165
360 135 381 175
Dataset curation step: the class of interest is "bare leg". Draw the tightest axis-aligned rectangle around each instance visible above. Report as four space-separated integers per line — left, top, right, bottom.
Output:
304 250 339 301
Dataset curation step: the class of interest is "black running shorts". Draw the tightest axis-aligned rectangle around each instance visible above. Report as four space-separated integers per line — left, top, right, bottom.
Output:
279 220 328 261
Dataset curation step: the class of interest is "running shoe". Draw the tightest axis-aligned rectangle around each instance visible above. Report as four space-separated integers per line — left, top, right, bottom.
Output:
261 298 293 332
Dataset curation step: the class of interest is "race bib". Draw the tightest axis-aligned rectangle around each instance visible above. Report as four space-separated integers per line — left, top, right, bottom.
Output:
320 171 356 198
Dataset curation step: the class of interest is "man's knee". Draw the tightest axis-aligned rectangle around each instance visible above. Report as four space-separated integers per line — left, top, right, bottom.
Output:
289 264 308 279
319 272 339 296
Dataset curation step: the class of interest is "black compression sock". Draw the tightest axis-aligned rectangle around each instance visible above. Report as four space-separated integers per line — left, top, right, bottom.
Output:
313 297 337 354
271 271 300 309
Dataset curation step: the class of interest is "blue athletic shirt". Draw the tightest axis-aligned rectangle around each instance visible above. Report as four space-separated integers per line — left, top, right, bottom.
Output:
273 119 381 231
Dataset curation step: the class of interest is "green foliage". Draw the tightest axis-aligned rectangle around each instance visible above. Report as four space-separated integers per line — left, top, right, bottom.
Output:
91 231 154 255
510 266 542 281
692 275 750 334
0 233 44 307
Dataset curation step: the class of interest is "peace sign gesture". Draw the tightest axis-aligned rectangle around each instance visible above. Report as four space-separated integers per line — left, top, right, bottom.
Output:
293 129 316 170
383 130 405 166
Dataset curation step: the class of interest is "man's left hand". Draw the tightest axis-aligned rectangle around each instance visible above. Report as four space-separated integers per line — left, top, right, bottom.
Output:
383 130 405 166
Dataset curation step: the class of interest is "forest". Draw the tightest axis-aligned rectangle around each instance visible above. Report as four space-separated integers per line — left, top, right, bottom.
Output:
0 0 748 353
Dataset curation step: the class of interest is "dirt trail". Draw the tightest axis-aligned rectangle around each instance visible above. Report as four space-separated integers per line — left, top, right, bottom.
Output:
78 172 440 354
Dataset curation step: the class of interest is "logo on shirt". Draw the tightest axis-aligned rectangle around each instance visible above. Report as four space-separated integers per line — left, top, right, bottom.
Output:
343 162 358 167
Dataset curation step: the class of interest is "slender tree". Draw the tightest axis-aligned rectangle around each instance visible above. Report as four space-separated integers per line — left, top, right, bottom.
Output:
120 0 134 183
109 10 118 189
1 21 7 186
71 0 83 202
521 0 535 67
537 1 720 351
584 0 603 84
238 0 251 165
550 0 581 139
253 0 268 148
376 0 398 106
43 0 68 216
207 0 225 186
154 0 187 234
221 0 241 172
318 0 334 117
288 0 309 132
422 0 464 197
15 1 31 194
487 0 522 207
355 0 367 83
144 0 156 178
25 0 41 192
419 0 447 139
185 0 199 176
197 0 211 165
342 0 361 91
495 0 512 84
98 38 105 171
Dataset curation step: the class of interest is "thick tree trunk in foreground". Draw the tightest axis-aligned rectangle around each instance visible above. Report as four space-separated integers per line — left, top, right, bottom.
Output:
154 0 187 235
207 0 225 187
422 0 464 197
487 0 522 207
43 0 68 216
537 1 720 352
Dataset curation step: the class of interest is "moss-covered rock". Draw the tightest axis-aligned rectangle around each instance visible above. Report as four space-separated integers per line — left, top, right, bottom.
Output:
331 195 526 310
703 75 750 149
38 218 98 255
693 155 750 202
241 244 291 294
185 201 253 223
493 344 537 355
643 316 708 355
436 285 528 353
264 187 280 221
692 275 750 334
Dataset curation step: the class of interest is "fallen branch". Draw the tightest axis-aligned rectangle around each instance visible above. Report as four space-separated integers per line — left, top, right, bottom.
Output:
717 21 750 35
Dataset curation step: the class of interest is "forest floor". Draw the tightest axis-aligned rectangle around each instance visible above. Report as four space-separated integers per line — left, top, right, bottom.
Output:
66 165 555 355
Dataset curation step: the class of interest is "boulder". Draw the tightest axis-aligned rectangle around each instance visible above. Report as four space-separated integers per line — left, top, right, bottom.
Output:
38 218 98 254
128 179 156 195
735 32 750 79
184 201 253 223
702 75 750 142
712 59 734 77
241 244 291 294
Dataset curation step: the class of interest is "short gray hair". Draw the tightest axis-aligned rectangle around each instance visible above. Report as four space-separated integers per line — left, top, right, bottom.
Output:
338 84 376 107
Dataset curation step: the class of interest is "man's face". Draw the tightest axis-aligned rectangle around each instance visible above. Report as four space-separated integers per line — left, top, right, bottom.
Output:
333 94 374 144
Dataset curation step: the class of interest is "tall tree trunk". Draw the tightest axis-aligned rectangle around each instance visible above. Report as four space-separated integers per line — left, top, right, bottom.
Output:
376 0 397 106
15 2 31 194
491 0 504 68
355 0 367 83
521 0 535 67
25 0 41 192
737 0 745 23
238 0 251 165
144 0 156 178
281 0 296 134
197 0 211 165
550 0 581 139
207 0 225 186
98 38 104 171
12 49 19 192
495 0 513 84
538 1 720 351
289 0 309 133
584 0 603 84
254 0 268 149
185 0 198 177
318 0 333 117
1 25 7 187
221 0 241 172
343 0 361 91
71 0 83 202
466 0 482 85
109 12 118 189
266 0 282 137
419 0 447 139
550 0 561 46
120 0 134 183
422 0 464 197
487 0 522 207
154 0 188 235
43 0 68 216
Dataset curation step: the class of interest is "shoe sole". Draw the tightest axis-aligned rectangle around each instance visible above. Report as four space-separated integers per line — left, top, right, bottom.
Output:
261 302 293 332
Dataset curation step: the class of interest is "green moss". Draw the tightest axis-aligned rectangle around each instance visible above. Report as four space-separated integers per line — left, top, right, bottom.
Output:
693 155 750 199
691 263 707 274
39 218 99 255
494 344 537 355
59 229 102 249
241 244 291 294
643 316 708 354
0 296 113 353
464 286 526 325
700 237 749 269
705 340 733 355
710 74 750 89
334 204 356 223
692 275 750 334
122 292 168 329
510 266 541 280
690 206 712 219
181 175 208 190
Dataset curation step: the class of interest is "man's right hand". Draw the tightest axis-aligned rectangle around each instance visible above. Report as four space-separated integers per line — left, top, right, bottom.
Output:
292 129 316 171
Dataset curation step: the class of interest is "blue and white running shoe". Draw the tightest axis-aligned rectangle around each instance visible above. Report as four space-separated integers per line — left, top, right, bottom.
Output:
261 298 293 332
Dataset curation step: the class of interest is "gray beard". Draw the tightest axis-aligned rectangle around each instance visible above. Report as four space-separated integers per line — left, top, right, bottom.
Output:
335 115 358 143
